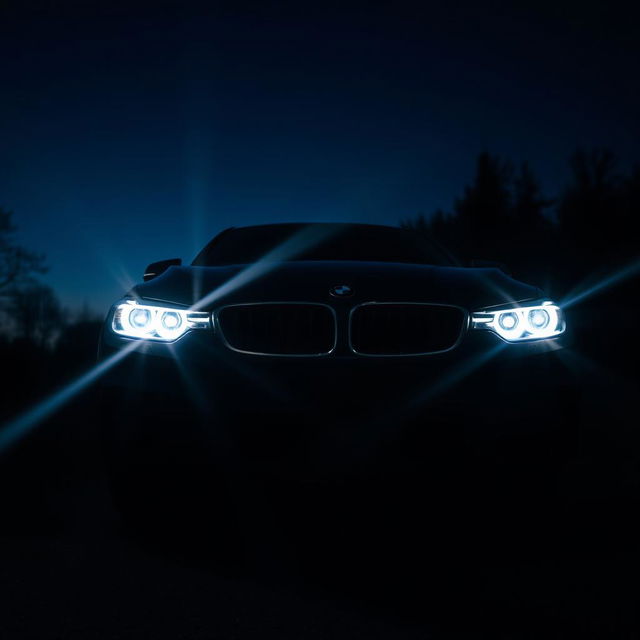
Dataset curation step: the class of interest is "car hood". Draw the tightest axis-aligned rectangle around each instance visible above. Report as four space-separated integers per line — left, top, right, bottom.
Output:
129 261 542 311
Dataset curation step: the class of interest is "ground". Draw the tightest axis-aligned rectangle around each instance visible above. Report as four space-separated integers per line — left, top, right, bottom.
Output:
1 364 639 639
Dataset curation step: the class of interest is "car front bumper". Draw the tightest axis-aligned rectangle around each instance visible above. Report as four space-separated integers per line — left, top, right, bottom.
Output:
98 324 576 473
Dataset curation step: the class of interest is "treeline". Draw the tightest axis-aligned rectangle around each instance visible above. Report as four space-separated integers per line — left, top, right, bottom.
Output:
1 209 102 416
403 148 640 294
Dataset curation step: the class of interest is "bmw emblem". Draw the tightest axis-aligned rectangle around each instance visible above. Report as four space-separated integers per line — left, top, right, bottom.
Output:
330 284 353 297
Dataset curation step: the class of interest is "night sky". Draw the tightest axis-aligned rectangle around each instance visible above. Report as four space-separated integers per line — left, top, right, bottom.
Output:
1 1 639 312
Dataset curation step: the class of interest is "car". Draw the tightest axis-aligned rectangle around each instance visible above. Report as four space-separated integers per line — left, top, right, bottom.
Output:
97 222 573 542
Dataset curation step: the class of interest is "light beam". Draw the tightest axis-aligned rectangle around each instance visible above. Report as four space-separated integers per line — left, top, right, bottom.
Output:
189 224 336 311
0 224 337 454
0 340 141 454
561 257 640 309
402 342 508 413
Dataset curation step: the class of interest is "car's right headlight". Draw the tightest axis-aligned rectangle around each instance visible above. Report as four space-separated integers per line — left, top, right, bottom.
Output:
111 299 210 341
471 300 565 342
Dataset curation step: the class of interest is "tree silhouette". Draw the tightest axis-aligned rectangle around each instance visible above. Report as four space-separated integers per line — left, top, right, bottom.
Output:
557 149 620 261
0 208 47 295
513 162 554 233
618 165 640 258
7 283 64 348
404 151 553 275
454 152 513 242
551 147 640 291
402 148 640 291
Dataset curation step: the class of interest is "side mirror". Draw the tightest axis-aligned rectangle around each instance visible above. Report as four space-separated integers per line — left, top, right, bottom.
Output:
143 258 182 281
469 259 511 276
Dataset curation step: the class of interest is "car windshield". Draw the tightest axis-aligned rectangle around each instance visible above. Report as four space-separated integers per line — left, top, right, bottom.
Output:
193 224 453 266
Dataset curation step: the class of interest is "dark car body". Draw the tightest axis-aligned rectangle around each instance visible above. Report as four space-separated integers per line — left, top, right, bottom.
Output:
98 223 573 532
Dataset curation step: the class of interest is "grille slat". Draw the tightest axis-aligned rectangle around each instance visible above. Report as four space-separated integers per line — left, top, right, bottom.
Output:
350 304 466 355
218 304 335 355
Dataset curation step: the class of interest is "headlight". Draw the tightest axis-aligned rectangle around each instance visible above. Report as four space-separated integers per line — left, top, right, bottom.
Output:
471 301 565 342
111 300 210 341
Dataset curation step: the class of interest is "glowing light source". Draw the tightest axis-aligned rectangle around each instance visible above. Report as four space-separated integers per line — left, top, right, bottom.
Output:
528 308 550 329
130 307 152 329
472 301 564 342
162 312 180 329
112 300 209 341
498 312 518 330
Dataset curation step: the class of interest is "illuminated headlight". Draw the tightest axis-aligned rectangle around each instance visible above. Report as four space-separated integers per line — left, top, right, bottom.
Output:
471 301 565 342
112 300 210 341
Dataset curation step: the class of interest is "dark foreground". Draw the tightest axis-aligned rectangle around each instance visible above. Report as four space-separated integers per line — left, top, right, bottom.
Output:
1 354 639 639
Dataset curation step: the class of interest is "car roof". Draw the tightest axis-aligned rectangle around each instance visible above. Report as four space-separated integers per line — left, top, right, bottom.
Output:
221 222 406 234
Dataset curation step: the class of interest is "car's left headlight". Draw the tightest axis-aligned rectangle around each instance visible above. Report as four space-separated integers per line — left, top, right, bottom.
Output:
471 300 565 342
111 299 210 341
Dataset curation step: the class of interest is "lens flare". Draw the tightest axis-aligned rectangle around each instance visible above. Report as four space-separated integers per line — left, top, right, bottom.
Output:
405 342 507 412
189 224 338 312
561 258 640 309
0 341 141 454
0 224 337 455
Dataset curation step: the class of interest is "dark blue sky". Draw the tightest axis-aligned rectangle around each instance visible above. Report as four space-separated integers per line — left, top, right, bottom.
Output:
1 1 639 311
